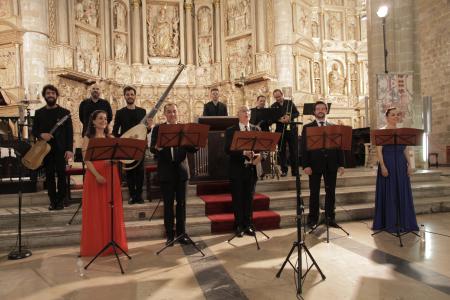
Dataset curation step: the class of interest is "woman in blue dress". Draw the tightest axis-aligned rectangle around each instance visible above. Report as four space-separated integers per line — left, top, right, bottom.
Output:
372 107 419 233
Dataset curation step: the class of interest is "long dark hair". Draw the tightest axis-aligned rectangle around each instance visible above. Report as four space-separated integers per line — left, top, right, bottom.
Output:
385 107 397 117
85 110 109 138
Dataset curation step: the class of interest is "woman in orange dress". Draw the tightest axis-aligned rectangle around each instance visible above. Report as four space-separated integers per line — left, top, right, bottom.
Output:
80 110 128 256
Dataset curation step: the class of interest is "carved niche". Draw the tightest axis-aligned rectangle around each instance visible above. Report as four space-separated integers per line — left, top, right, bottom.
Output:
296 56 311 93
349 63 358 96
0 47 17 88
326 12 343 40
114 34 127 62
347 15 357 40
313 62 321 94
226 0 251 36
227 37 253 80
146 3 180 58
75 0 99 28
0 0 11 18
297 6 311 37
327 61 345 95
75 29 100 76
113 1 127 32
197 6 212 66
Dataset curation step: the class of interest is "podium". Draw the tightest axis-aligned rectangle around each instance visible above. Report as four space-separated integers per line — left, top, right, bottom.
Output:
371 128 423 247
154 124 209 256
83 137 146 274
226 130 281 250
306 125 352 243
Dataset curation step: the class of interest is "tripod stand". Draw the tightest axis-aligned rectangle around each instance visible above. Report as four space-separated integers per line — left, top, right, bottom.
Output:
8 119 32 260
227 224 270 250
371 128 423 247
83 138 146 274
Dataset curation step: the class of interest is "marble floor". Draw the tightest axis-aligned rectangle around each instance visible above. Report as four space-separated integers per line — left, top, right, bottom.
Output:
1 213 450 300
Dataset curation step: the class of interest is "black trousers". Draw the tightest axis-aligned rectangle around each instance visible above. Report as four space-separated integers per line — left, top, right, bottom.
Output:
278 130 298 175
308 169 338 223
125 160 144 200
160 179 187 238
231 167 257 230
43 151 67 207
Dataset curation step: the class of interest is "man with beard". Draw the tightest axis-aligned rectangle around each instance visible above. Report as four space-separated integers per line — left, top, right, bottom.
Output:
301 101 344 228
79 84 112 136
202 87 228 116
32 84 74 210
271 89 299 177
112 86 146 204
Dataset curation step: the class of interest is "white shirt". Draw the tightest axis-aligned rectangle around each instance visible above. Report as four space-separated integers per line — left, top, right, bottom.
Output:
316 119 327 127
239 122 250 131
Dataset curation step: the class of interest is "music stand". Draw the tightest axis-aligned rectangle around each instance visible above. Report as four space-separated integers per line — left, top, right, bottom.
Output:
155 123 209 256
371 128 423 247
83 138 146 274
306 125 352 243
226 130 281 250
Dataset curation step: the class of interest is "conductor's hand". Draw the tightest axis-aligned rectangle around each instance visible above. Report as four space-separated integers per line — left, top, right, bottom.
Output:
95 174 106 184
381 165 389 177
338 167 345 176
303 167 312 175
252 153 262 165
40 133 53 141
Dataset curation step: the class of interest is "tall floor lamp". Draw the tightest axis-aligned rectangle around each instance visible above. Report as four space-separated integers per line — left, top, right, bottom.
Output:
377 5 389 73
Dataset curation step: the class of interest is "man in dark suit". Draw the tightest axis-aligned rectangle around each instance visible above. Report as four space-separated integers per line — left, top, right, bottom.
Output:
250 95 271 132
301 101 344 228
150 103 197 246
79 83 112 136
225 106 263 237
203 87 228 116
271 89 299 177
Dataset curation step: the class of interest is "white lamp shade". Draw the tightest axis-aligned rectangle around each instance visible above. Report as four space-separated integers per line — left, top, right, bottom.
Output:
377 6 389 18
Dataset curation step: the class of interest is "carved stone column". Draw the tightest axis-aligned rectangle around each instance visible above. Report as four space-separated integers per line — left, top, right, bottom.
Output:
185 1 194 65
213 0 221 63
255 0 266 53
273 0 294 87
131 0 142 64
57 0 69 44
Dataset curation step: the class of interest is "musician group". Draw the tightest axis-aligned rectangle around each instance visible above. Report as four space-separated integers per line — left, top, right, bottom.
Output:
32 82 367 254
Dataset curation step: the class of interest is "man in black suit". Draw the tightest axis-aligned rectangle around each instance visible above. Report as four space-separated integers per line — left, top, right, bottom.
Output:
112 86 146 204
79 83 112 136
225 106 263 237
203 87 228 116
250 95 271 132
301 101 344 228
271 89 299 177
32 84 73 210
150 103 197 246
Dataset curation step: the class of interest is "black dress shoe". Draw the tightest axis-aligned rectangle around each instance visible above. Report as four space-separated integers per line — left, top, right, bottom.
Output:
307 220 318 230
178 236 190 245
48 204 56 211
165 237 174 247
235 229 244 238
128 198 135 205
328 220 340 228
280 172 287 177
244 227 256 236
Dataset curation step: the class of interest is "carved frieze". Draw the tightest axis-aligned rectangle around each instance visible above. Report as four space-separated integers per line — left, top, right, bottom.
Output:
227 37 253 80
75 29 100 76
225 0 251 36
75 0 99 28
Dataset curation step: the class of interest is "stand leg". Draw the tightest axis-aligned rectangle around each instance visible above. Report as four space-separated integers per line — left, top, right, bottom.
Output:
276 242 297 278
67 202 82 225
148 198 162 222
157 233 205 256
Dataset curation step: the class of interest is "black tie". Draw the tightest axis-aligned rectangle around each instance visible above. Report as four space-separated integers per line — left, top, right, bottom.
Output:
245 125 249 131
319 121 325 127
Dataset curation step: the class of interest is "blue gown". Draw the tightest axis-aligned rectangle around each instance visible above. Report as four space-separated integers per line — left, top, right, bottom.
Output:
372 145 419 233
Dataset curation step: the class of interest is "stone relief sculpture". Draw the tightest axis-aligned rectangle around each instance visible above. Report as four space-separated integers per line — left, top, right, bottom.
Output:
328 12 342 40
75 0 99 27
347 16 357 40
0 0 11 18
298 9 310 36
297 57 310 92
311 21 319 38
0 48 16 87
75 29 100 76
350 63 358 96
198 7 211 36
114 34 127 61
226 0 251 36
313 62 321 94
227 38 253 80
147 5 180 58
198 37 212 65
328 62 345 95
114 1 127 32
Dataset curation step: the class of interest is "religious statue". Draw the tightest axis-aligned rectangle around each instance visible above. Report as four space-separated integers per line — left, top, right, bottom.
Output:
242 0 251 29
198 38 212 65
328 13 341 40
114 2 126 32
115 35 127 61
75 0 84 22
90 50 99 75
84 0 98 27
198 7 211 36
312 21 319 38
313 62 321 94
155 6 173 56
328 63 345 95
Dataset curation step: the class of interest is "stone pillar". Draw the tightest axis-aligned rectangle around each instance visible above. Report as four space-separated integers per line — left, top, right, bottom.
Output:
57 0 69 44
21 0 49 100
255 0 266 53
131 0 142 64
273 0 294 88
104 0 112 60
213 0 221 63
185 1 194 65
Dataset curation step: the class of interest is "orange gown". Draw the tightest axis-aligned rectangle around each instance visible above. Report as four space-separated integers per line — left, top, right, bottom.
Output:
80 161 128 256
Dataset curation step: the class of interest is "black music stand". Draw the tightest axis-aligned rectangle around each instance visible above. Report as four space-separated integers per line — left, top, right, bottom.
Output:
226 130 281 250
371 128 423 247
83 138 146 274
155 123 209 256
306 125 352 243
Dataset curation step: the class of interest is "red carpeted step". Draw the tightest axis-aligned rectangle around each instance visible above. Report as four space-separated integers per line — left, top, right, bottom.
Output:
197 181 230 196
208 210 281 233
200 193 270 215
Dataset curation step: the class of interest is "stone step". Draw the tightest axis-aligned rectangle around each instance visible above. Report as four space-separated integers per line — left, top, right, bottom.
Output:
2 195 449 251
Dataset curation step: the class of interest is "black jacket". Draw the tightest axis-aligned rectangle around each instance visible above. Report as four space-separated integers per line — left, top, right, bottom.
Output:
224 124 260 180
270 99 299 133
149 124 197 182
79 98 112 136
112 106 146 137
203 101 228 116
32 105 73 153
301 120 344 172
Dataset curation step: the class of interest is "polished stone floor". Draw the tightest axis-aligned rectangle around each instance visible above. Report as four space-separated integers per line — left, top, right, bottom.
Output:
1 213 450 300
